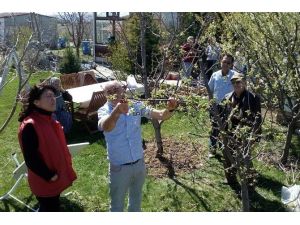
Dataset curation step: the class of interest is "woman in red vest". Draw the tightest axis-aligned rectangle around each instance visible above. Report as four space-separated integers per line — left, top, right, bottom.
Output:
18 85 77 212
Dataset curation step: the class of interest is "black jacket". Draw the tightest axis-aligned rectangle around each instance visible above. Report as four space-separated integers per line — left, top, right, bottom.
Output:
223 90 262 136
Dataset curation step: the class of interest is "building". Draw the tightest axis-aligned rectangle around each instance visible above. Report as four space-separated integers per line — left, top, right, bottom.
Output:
154 12 179 30
93 12 126 64
0 12 58 48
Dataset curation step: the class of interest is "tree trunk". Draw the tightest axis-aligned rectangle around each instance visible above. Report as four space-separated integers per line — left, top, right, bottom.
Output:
152 119 164 158
236 144 250 211
139 13 150 98
240 178 250 212
280 108 300 164
76 46 80 58
280 121 296 165
241 151 252 212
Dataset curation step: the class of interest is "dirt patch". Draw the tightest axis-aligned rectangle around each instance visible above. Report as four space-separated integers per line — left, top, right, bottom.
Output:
258 150 300 171
257 151 280 165
144 137 206 178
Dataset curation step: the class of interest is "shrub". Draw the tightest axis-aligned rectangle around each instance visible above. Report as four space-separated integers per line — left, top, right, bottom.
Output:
59 47 81 74
109 42 132 74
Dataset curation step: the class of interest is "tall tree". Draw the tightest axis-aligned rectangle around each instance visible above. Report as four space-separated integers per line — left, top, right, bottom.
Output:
58 12 88 58
113 12 219 158
0 13 43 132
222 13 300 165
121 13 160 78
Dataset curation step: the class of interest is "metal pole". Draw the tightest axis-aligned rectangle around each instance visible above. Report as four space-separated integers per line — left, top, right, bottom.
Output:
112 19 116 38
93 12 97 63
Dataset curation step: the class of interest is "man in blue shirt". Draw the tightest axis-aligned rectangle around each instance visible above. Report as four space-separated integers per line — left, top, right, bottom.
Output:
98 81 178 212
208 53 235 158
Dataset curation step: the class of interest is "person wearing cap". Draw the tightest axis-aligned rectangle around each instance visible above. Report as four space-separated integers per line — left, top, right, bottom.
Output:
208 53 235 158
97 81 178 212
181 36 198 78
49 77 73 134
221 73 262 189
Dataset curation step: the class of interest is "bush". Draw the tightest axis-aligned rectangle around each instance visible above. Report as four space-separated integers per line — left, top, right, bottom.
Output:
59 47 81 74
109 42 132 74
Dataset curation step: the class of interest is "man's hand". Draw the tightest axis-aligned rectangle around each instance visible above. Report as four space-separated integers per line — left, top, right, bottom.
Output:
116 99 129 114
167 97 178 111
151 97 178 121
100 100 128 132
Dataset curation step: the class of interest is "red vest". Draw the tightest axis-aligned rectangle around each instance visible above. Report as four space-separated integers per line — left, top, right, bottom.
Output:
18 111 77 197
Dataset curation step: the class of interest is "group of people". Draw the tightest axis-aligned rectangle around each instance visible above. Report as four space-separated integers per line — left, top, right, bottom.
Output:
18 79 178 212
181 36 221 81
181 35 262 191
208 53 262 190
17 38 261 212
181 36 248 82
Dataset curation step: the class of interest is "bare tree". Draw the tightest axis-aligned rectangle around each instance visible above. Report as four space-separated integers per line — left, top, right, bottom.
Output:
113 12 208 158
222 13 300 165
138 12 149 98
107 12 279 211
58 12 88 58
0 12 43 133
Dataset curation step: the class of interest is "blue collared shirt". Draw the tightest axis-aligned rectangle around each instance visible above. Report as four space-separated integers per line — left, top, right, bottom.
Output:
208 69 235 103
98 101 152 165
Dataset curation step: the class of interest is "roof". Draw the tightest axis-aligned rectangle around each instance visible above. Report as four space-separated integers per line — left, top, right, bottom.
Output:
0 13 29 18
0 12 55 19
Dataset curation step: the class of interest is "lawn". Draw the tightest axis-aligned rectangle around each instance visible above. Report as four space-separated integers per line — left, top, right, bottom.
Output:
0 70 295 212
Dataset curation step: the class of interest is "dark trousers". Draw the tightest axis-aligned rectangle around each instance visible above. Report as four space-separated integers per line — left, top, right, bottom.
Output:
222 147 239 185
222 141 255 188
36 195 60 212
209 120 220 152
205 60 217 81
209 105 222 153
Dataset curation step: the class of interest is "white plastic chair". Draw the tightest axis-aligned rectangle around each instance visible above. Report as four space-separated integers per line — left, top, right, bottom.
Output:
281 185 300 212
0 143 89 211
0 153 37 211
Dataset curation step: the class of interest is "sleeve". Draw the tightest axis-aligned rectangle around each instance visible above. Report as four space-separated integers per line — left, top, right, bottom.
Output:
97 106 110 129
206 45 210 55
253 95 262 134
208 75 214 94
21 124 55 181
181 43 190 51
138 102 153 119
62 91 73 102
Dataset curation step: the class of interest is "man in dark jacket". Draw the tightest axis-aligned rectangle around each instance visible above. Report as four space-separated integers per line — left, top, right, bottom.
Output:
222 73 262 190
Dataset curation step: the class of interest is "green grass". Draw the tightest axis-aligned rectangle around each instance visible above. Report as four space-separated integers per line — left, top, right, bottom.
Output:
0 70 297 212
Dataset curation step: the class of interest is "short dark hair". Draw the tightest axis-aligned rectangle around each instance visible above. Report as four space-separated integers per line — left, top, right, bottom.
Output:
221 53 234 63
18 84 57 122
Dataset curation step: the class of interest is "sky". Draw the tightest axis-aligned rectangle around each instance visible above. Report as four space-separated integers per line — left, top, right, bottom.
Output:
1 0 300 12
42 12 130 17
